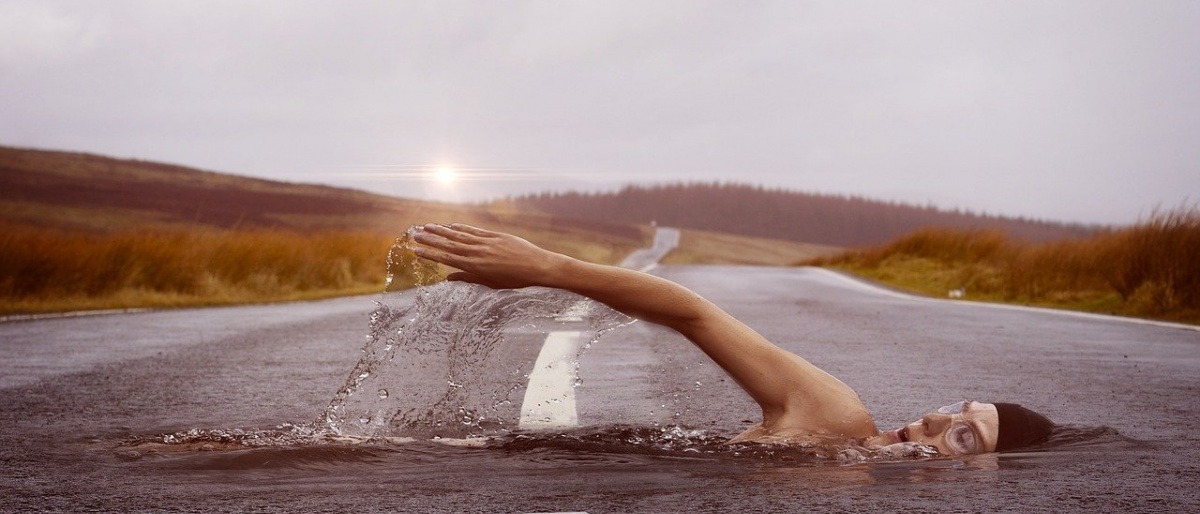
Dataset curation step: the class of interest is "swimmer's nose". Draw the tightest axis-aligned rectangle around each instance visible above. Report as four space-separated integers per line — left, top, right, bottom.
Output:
922 413 951 436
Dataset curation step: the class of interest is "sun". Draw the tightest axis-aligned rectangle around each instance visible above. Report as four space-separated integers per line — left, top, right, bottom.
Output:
434 166 458 185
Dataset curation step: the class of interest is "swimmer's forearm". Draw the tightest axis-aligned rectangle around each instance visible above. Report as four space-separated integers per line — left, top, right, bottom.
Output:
542 257 709 329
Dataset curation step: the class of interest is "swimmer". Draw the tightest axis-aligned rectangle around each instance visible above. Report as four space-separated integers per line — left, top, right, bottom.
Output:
412 223 1056 455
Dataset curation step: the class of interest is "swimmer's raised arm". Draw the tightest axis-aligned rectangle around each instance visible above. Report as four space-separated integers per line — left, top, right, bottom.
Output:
413 223 879 440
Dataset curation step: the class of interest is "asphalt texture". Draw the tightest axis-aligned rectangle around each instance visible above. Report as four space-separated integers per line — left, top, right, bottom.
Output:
2 263 1198 512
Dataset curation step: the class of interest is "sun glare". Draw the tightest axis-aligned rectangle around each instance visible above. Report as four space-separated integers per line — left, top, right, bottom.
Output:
434 166 457 185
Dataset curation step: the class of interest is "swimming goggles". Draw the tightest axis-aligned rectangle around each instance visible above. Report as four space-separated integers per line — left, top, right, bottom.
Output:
935 400 979 454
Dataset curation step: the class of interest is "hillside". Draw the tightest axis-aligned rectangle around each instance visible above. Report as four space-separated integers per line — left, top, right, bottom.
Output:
0 146 828 268
0 146 652 261
500 183 1098 248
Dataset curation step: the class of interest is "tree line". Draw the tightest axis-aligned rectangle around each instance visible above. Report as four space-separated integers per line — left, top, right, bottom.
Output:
499 182 1097 247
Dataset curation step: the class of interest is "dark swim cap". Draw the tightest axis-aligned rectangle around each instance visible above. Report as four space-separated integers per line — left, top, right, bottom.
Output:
993 403 1055 452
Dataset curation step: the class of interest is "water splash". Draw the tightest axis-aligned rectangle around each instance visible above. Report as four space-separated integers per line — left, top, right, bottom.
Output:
476 426 945 465
383 228 442 292
318 226 633 439
117 423 944 468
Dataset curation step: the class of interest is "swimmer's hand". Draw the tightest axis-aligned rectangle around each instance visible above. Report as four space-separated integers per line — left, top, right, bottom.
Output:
412 223 570 290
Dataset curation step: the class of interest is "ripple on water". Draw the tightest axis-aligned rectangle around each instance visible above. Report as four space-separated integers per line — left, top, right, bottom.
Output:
111 422 961 472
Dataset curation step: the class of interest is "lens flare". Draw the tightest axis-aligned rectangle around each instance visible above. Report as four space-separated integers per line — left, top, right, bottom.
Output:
435 167 457 185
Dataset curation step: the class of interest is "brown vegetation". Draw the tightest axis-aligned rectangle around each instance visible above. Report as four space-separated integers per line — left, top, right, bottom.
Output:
0 146 662 314
0 223 398 314
811 207 1200 324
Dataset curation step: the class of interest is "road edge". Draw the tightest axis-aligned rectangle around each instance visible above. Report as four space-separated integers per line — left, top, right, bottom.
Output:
807 266 1200 333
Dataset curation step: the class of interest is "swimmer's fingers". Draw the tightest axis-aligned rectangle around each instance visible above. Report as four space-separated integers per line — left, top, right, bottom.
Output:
447 223 499 239
422 222 492 246
414 228 481 258
412 245 468 270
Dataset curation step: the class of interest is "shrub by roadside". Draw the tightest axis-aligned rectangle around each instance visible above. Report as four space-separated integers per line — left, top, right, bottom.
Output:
0 224 397 314
807 207 1200 324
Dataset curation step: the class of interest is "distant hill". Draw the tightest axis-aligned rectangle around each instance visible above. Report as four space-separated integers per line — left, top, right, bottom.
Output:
0 146 662 265
0 145 454 233
0 145 645 236
499 183 1098 247
0 146 835 266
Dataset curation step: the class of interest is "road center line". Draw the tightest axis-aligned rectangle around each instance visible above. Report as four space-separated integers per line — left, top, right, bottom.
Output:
518 227 679 430
518 330 583 429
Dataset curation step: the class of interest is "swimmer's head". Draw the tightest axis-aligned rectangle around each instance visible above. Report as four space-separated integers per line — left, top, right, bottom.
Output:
881 400 998 455
876 400 1055 456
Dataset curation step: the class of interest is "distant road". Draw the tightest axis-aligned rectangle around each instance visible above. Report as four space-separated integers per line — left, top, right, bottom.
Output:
618 226 680 271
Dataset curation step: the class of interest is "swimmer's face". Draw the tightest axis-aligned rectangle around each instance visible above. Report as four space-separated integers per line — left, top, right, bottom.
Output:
886 401 1000 455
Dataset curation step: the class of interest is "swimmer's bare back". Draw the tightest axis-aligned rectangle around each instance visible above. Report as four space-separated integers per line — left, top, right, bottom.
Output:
412 223 881 444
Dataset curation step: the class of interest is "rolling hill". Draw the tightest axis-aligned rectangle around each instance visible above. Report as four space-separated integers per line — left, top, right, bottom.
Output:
0 146 836 267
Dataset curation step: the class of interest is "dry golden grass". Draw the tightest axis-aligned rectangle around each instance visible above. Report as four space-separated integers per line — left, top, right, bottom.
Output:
0 219 647 315
808 207 1200 324
0 224 396 315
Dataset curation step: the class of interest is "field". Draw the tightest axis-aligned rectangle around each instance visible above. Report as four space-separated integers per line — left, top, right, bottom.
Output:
9 146 1192 322
809 207 1200 325
0 147 655 315
0 225 393 314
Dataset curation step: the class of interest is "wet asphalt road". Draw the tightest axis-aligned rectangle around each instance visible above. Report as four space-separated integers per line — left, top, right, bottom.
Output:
2 264 1199 512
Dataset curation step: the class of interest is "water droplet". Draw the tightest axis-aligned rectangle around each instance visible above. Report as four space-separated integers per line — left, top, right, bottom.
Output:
378 389 389 399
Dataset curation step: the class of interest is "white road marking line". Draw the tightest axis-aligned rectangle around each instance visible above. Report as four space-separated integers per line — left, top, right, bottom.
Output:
808 266 1200 332
519 227 679 430
518 331 583 429
0 308 153 323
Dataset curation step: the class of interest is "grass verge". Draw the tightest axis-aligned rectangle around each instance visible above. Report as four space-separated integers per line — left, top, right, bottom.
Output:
0 224 397 315
806 207 1200 325
0 221 646 316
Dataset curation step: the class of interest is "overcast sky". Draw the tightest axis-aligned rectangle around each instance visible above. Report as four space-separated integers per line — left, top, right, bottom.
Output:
2 1 1197 225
